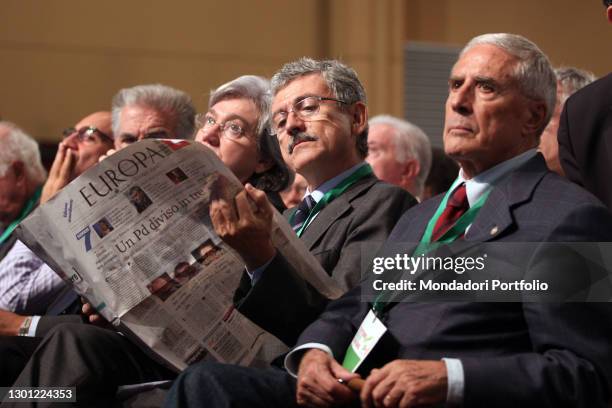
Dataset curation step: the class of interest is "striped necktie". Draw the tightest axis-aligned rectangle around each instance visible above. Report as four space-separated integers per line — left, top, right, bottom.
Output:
291 195 316 232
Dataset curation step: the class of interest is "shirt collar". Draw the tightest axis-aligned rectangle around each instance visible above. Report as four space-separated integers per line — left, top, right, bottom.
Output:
449 149 538 207
305 162 368 204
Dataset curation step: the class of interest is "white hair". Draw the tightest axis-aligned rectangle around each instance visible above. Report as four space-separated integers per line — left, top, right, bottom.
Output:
555 67 596 105
0 122 46 185
369 115 432 197
112 84 196 139
461 33 556 136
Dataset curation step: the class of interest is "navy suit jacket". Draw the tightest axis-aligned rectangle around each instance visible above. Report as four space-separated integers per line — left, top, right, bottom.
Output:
296 154 612 407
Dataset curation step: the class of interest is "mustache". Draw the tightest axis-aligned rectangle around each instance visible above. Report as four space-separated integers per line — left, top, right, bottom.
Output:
288 132 318 154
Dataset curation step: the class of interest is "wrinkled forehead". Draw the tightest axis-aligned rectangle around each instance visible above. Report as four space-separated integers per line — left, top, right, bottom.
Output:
119 105 175 135
451 44 519 82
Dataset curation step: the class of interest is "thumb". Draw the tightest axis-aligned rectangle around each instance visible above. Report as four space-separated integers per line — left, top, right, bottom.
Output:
245 183 272 214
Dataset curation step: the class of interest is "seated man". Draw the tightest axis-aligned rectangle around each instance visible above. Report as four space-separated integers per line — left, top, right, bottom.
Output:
0 111 113 386
5 65 414 406
366 115 431 201
214 58 416 345
0 86 195 387
0 111 113 315
0 123 46 262
164 33 612 408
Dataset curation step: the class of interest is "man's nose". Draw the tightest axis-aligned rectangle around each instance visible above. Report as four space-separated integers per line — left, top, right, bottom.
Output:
286 111 307 136
449 85 473 115
63 131 80 149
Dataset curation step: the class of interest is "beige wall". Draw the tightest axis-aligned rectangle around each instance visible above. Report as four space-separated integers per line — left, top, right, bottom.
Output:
0 0 405 142
406 0 612 76
0 0 609 143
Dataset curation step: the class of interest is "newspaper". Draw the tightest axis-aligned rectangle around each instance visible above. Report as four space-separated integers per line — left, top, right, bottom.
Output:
16 139 343 371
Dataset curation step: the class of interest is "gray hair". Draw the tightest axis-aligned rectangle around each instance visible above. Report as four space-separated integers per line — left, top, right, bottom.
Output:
0 122 46 185
461 33 556 136
271 58 368 158
555 67 596 105
210 75 290 192
369 115 432 197
112 84 196 139
209 75 272 138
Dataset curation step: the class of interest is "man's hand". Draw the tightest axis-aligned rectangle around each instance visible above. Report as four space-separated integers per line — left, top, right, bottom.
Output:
0 310 26 336
360 360 447 408
210 184 276 269
296 349 360 407
81 298 111 328
98 148 117 162
40 142 76 204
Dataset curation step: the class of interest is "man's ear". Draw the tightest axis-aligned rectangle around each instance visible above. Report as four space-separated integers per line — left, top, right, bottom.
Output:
522 101 547 138
351 102 368 135
400 159 420 183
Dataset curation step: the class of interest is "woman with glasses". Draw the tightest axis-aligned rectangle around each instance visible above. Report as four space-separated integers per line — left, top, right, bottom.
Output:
195 75 290 212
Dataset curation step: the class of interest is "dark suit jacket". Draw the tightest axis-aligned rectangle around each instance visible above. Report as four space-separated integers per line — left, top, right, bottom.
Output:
296 154 612 407
558 72 612 209
235 173 416 345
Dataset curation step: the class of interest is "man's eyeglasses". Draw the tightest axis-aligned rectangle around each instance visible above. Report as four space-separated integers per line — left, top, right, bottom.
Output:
63 126 112 143
195 113 248 140
271 96 348 135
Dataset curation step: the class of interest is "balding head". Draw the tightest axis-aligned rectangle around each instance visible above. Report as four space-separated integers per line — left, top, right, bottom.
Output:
62 111 114 177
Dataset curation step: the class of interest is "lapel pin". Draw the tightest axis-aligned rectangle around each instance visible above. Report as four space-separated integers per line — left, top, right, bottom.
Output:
490 226 499 236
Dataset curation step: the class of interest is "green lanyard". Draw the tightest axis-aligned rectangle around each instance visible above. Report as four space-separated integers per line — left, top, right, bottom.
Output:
0 187 41 245
372 181 491 315
290 164 373 238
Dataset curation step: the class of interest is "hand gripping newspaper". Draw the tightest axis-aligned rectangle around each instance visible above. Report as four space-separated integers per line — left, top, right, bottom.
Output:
16 139 343 371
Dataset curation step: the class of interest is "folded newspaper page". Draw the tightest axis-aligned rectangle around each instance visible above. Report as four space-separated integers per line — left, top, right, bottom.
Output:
16 139 342 371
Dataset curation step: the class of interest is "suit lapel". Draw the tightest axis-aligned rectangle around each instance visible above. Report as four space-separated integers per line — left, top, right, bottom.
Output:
299 174 379 250
466 153 548 242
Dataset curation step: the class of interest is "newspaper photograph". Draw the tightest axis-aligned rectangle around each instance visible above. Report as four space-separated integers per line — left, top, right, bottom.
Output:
16 139 342 371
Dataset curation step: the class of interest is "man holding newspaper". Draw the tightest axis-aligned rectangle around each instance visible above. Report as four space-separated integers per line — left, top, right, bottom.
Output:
4 60 414 407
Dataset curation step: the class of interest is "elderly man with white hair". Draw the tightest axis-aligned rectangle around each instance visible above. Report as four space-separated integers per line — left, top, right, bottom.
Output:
0 123 59 314
164 33 612 408
0 112 115 316
0 122 46 261
367 115 431 201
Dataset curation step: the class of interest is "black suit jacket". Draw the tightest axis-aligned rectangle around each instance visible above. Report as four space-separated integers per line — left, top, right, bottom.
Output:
235 173 416 345
296 154 612 407
558 72 612 209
